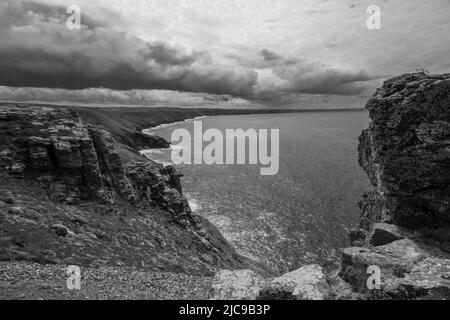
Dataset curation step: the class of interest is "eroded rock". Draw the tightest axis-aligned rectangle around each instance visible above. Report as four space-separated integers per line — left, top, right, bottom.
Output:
337 73 450 299
357 73 450 230
369 223 406 246
51 224 69 237
210 269 265 300
258 264 330 300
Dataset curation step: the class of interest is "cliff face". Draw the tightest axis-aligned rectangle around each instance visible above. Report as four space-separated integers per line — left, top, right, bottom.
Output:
210 73 450 300
340 73 450 299
0 105 265 276
355 73 450 233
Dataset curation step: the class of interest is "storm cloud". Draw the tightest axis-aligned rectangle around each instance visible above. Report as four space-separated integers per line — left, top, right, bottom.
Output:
0 0 258 96
2 0 447 107
253 49 376 96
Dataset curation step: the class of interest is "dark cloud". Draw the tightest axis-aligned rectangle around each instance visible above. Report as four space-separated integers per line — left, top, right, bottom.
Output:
275 63 374 95
0 0 379 102
260 49 282 62
0 0 257 97
255 50 377 96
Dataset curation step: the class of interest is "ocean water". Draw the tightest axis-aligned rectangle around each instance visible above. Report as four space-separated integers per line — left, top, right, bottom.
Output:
142 111 370 274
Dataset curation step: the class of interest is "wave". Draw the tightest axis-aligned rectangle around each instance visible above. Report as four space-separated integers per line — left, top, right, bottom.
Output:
143 116 209 132
187 197 202 212
139 149 173 166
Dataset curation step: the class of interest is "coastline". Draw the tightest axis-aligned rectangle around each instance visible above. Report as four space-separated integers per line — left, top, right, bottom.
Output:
1 73 449 300
143 116 209 132
0 102 366 162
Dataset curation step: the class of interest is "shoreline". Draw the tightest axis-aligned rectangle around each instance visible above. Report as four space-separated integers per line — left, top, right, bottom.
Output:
1 102 366 161
143 116 209 132
0 101 366 131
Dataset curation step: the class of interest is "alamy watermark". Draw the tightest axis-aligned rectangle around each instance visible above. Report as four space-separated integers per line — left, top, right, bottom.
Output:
367 265 381 290
66 5 81 30
65 4 381 31
66 265 81 290
366 5 381 30
171 121 279 176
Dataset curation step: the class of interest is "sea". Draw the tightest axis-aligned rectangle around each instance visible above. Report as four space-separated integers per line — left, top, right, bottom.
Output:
141 111 371 274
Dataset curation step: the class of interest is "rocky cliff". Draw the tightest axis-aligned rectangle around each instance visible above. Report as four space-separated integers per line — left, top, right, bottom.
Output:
355 72 450 232
0 105 267 276
210 73 450 300
1 73 449 299
338 73 450 299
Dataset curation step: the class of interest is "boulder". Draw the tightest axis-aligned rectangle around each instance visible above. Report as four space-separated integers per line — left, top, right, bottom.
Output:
395 258 450 299
210 269 265 300
369 223 405 246
10 163 25 174
51 224 69 237
2 196 15 205
7 207 25 216
258 264 330 300
339 238 450 299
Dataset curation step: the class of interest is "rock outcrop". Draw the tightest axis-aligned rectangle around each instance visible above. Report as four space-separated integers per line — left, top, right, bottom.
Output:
0 105 266 276
257 264 330 300
208 73 450 300
342 73 450 299
131 131 170 150
210 265 329 300
355 73 450 231
210 269 265 300
0 106 186 217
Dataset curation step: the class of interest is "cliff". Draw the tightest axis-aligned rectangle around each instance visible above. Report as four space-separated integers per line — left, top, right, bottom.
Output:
209 73 450 300
0 105 268 278
1 73 449 299
338 73 450 299
355 72 450 231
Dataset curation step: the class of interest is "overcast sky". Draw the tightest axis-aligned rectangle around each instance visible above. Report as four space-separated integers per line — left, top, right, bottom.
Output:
0 0 449 108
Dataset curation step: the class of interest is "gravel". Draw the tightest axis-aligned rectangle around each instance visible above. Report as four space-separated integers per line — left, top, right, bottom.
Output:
0 262 212 300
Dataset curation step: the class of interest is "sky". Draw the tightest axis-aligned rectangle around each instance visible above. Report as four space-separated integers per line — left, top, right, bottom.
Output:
0 0 449 108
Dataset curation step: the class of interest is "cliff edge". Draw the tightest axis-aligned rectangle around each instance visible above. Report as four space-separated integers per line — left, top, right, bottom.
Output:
338 72 450 299
0 105 267 279
209 73 450 300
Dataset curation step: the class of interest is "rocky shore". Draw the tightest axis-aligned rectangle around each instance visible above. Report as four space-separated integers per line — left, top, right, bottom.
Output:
0 72 449 300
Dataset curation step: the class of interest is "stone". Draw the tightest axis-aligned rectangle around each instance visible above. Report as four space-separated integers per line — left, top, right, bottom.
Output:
258 264 330 300
7 207 25 216
340 239 434 295
8 215 38 226
348 228 365 246
210 269 265 300
373 239 426 264
69 214 89 225
22 209 41 221
369 223 404 246
2 196 15 204
0 148 11 157
10 163 26 174
395 258 450 299
51 224 69 237
327 270 358 300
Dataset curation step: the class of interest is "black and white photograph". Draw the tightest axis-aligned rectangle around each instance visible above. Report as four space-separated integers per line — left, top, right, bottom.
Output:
0 0 449 307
